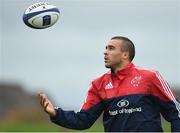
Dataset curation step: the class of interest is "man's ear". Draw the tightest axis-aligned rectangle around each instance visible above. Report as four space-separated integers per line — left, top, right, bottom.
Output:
123 52 129 60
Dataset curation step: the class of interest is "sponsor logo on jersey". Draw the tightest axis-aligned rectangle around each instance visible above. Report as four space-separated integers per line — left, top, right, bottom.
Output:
105 82 113 89
117 100 129 108
108 99 142 116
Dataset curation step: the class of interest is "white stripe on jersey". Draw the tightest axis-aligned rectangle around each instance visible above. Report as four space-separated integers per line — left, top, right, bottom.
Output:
155 71 180 117
156 72 180 112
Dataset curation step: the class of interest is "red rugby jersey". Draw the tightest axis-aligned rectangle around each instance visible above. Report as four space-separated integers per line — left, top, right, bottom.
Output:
82 63 178 110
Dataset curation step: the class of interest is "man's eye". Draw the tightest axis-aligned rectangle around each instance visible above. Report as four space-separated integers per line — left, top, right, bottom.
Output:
109 46 114 50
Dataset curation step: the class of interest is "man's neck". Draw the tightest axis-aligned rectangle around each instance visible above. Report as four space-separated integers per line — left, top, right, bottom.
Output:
112 61 130 74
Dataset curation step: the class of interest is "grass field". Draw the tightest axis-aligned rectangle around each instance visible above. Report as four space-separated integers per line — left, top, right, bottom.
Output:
0 120 170 132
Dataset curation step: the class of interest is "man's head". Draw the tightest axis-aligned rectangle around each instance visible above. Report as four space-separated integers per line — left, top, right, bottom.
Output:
104 36 135 70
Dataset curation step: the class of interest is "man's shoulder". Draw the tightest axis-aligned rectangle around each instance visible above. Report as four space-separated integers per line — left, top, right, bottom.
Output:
134 65 157 73
92 71 111 84
133 65 158 77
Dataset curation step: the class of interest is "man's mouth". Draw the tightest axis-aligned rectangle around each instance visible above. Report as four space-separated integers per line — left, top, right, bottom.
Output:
104 57 109 62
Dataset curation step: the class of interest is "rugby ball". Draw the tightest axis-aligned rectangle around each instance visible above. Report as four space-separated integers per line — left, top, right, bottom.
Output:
23 2 60 29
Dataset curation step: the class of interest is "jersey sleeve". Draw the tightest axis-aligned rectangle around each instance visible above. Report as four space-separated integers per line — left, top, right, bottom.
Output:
50 82 104 130
150 71 180 132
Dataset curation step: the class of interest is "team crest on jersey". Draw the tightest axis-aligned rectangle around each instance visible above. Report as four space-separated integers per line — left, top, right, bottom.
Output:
131 76 142 87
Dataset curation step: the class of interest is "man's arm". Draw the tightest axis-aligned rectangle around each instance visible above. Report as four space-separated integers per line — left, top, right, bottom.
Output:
150 71 180 132
38 82 104 130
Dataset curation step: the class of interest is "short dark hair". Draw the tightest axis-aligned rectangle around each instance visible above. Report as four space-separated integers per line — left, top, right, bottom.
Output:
111 36 135 61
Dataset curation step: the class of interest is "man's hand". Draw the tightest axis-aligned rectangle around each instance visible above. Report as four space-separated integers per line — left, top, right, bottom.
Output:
38 92 56 116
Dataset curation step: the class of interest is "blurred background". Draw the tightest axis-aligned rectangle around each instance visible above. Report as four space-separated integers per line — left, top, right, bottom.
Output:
0 0 179 131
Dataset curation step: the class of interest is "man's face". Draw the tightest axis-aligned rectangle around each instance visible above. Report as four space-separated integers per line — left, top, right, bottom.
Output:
104 39 127 69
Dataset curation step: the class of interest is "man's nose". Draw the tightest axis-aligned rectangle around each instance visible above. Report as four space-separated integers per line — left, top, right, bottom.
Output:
104 50 108 55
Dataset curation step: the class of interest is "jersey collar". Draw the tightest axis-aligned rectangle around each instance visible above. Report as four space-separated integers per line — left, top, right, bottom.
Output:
111 62 135 80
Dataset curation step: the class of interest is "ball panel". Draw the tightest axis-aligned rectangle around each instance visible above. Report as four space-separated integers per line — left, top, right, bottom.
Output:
28 12 59 29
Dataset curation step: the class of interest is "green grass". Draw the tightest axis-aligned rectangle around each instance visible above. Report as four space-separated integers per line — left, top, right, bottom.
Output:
162 121 171 132
0 120 170 132
0 121 61 132
0 121 103 132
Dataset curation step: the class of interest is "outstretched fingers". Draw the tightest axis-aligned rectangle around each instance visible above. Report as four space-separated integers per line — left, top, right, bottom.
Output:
38 92 56 116
38 93 48 108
